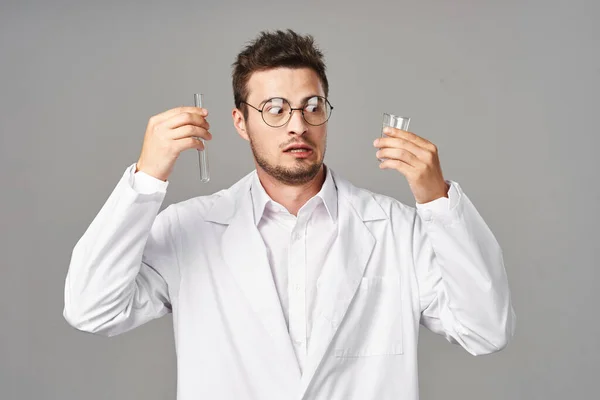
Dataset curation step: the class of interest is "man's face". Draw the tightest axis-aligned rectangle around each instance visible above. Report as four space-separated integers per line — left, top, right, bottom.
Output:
233 67 328 186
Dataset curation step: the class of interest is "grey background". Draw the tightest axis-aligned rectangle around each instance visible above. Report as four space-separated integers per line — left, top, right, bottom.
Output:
1 0 598 399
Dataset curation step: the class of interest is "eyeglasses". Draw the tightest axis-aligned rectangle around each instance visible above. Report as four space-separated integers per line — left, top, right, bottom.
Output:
240 96 334 127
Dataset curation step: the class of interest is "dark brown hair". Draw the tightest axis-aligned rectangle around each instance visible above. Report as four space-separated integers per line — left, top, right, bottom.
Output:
232 29 329 118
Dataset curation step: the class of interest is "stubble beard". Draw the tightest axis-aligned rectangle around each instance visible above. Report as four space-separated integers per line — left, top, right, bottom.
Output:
248 132 326 186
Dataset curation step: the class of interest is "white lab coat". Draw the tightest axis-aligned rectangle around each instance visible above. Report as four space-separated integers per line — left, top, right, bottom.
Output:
63 164 515 400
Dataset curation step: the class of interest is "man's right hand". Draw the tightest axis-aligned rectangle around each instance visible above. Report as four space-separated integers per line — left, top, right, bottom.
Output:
135 106 212 181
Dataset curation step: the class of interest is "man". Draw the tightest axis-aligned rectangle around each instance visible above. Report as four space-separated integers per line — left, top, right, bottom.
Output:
63 29 516 400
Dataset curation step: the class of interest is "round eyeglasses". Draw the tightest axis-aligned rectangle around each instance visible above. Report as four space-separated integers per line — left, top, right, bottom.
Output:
240 96 333 127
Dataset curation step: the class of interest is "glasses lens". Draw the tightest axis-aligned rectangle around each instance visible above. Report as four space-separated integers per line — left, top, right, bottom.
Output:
262 98 291 127
303 96 331 126
261 96 332 127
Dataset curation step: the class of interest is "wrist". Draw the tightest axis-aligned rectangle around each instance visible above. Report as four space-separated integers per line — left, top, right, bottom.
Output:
134 161 167 182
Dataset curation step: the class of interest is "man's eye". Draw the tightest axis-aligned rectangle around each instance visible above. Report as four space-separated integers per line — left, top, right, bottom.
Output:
305 97 321 113
267 107 283 115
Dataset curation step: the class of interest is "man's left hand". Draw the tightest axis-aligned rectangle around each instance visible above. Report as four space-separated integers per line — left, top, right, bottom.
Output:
374 127 450 204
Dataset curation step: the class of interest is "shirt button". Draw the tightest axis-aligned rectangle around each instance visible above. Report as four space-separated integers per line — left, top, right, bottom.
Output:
421 210 433 221
292 232 301 241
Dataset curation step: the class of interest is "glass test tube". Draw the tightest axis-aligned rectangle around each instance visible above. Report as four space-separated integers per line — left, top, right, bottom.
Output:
194 93 210 182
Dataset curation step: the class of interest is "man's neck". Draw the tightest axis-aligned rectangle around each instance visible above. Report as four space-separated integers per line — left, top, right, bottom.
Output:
256 166 326 216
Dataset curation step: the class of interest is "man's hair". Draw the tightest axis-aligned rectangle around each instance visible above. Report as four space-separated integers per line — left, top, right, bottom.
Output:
232 29 329 118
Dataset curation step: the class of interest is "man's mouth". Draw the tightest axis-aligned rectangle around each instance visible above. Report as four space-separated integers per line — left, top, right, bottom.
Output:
283 144 312 152
283 144 313 158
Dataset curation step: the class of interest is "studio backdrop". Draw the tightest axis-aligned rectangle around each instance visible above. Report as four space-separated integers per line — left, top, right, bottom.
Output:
1 0 598 399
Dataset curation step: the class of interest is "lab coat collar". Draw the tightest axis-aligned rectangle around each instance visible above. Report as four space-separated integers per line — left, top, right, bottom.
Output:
205 167 387 225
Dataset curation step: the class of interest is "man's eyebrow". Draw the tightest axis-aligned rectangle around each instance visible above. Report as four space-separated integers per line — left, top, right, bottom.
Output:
258 94 321 107
300 94 321 104
258 98 271 107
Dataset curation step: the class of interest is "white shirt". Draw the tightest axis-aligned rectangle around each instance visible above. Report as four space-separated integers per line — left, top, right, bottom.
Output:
250 168 338 372
64 163 514 400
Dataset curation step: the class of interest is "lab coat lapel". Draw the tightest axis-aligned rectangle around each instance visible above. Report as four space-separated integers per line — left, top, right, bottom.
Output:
298 173 387 399
209 173 301 383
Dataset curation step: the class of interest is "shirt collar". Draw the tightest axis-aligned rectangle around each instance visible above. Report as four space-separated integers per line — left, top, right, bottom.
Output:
250 165 338 225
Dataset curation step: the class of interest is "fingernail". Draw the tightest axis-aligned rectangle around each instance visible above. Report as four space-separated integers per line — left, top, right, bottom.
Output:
373 139 379 146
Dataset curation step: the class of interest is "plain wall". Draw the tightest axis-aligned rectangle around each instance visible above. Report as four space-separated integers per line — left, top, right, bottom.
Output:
1 0 599 399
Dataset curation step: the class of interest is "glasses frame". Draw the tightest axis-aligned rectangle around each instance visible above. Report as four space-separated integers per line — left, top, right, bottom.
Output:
240 96 334 127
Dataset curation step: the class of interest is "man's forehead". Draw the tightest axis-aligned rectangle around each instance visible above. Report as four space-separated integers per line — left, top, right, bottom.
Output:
246 67 324 101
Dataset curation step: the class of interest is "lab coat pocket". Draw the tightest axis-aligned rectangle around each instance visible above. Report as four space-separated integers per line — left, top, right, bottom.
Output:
333 276 404 358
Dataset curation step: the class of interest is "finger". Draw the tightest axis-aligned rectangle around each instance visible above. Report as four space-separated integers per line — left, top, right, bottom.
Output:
151 106 209 125
379 158 413 175
170 125 212 141
161 111 210 132
376 147 423 168
382 127 433 149
174 137 206 153
375 137 429 159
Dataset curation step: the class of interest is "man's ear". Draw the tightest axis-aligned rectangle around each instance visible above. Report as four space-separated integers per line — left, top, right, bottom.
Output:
232 108 249 141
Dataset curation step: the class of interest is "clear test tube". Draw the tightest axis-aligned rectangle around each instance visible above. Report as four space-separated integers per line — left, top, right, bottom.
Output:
194 93 210 182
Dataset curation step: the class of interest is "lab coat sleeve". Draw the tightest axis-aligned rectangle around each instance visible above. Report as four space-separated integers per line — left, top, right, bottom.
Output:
412 180 516 355
63 164 179 337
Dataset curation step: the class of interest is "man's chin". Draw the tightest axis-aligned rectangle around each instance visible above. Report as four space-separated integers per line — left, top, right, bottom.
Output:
261 161 323 186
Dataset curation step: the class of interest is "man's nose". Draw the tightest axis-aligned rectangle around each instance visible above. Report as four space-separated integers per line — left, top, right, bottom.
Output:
287 108 308 135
